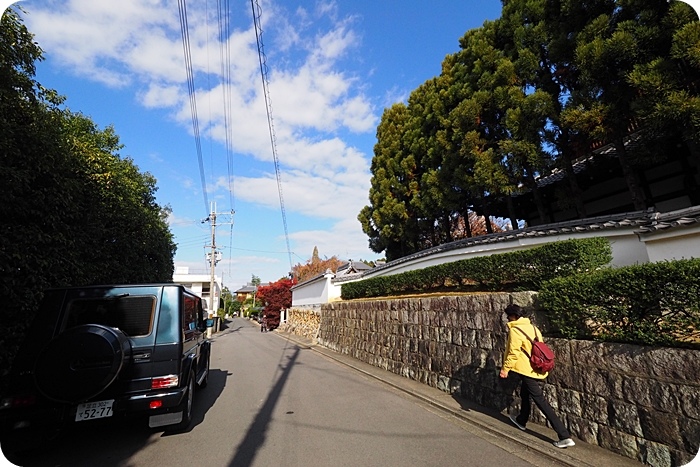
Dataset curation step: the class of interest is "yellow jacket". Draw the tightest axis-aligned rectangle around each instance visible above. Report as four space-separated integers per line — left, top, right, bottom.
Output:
502 317 548 379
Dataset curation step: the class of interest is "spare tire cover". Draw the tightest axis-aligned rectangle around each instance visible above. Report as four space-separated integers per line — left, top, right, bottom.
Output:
34 324 130 404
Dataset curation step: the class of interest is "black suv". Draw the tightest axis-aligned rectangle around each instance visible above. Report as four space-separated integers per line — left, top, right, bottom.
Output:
0 284 211 446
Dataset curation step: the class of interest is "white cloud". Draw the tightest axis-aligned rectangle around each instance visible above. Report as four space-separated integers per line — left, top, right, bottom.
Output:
24 0 381 275
140 83 182 108
289 216 375 262
232 161 369 221
26 0 180 85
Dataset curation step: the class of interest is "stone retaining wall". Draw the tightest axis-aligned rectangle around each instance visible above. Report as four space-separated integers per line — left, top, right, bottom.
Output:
277 307 321 342
285 293 700 467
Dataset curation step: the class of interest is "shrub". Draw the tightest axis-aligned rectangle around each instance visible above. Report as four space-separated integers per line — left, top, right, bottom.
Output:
539 258 700 347
341 237 611 299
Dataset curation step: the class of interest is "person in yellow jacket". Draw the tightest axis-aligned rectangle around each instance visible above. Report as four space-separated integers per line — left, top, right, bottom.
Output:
499 303 575 449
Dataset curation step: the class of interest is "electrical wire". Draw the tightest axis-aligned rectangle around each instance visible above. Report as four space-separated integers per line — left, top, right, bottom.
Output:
217 0 236 212
250 0 293 273
177 0 210 216
217 0 237 279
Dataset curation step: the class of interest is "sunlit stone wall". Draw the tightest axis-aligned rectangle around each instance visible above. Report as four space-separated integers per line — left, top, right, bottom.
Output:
280 292 699 467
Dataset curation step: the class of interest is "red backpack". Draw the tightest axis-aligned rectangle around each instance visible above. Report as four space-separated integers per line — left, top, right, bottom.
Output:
514 326 555 373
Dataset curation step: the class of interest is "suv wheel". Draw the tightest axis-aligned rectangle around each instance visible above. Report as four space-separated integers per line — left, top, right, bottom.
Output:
33 324 130 403
199 354 210 389
170 370 195 432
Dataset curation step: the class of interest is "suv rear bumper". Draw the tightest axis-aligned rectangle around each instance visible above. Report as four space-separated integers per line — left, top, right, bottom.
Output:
123 387 187 412
1 386 187 436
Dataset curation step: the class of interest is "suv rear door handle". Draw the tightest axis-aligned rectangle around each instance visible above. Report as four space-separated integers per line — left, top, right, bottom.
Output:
132 352 151 362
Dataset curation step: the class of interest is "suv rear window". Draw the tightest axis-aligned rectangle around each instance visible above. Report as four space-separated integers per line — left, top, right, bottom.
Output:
63 296 156 337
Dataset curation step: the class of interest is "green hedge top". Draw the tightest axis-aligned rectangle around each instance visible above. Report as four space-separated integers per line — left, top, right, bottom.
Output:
341 237 612 300
539 258 700 348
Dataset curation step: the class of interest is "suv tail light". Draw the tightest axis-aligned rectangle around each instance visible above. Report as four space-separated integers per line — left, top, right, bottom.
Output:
151 375 179 389
0 394 36 410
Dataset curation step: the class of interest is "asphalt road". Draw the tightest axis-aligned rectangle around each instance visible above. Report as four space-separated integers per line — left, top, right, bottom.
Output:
4 318 548 467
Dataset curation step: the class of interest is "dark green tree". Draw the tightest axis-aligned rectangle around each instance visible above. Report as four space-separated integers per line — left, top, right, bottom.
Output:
359 0 700 261
0 9 176 371
626 1 700 165
359 103 424 260
432 21 554 232
494 0 619 220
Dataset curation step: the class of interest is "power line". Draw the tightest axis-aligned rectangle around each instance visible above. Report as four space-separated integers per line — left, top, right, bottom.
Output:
217 0 236 212
177 0 209 217
251 0 293 274
178 0 239 284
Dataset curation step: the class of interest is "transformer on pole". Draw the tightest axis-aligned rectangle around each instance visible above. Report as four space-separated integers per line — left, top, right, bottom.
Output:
204 202 234 317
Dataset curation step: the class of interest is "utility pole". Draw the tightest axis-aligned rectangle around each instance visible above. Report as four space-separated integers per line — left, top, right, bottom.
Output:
204 201 234 319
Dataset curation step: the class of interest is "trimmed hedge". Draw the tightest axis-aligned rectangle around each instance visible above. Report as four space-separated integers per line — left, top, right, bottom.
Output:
341 237 612 300
539 258 700 347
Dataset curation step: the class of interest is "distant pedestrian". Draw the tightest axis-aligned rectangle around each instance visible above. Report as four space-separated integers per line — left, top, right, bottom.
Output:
499 304 575 449
261 314 268 333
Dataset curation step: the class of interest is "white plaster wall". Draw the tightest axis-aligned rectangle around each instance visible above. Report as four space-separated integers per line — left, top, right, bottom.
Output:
606 234 649 266
327 282 342 302
366 229 644 278
292 275 332 306
642 226 700 263
171 273 222 313
293 227 699 306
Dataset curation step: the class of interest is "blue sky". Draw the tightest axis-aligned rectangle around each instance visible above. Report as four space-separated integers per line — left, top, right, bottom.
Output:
6 0 502 291
8 0 699 293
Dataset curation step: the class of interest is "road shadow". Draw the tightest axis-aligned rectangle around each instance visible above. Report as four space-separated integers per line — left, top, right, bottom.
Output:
212 317 250 338
3 368 229 466
228 347 300 467
159 368 229 436
450 366 556 445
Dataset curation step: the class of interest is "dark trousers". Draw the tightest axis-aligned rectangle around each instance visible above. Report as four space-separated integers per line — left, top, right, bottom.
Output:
515 374 571 440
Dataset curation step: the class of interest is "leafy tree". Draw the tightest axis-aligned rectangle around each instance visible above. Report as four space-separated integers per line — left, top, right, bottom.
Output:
291 247 344 282
358 103 420 260
229 300 242 315
626 1 700 164
0 9 176 371
440 21 554 231
359 0 700 261
493 0 618 220
256 277 296 330
0 8 68 371
563 1 656 209
221 286 236 315
560 1 698 210
61 112 175 284
361 26 522 259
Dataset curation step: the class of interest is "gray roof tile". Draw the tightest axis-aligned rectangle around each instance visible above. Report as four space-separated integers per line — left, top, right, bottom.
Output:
359 208 674 279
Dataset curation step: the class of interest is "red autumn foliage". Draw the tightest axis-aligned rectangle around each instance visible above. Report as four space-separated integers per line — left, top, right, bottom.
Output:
256 277 296 330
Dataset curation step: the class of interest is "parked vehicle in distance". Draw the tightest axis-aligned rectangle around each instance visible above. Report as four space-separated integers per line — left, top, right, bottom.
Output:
0 284 211 458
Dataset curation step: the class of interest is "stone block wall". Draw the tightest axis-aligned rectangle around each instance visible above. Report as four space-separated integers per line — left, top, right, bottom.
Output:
277 307 321 342
307 293 700 467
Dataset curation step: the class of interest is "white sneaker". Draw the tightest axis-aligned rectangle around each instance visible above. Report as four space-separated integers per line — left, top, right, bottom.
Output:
553 438 575 448
509 414 526 431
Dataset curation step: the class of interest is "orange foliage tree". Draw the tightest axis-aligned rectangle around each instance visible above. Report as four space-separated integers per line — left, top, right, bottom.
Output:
291 246 344 283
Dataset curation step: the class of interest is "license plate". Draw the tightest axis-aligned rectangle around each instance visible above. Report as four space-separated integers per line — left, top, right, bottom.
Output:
75 399 114 422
